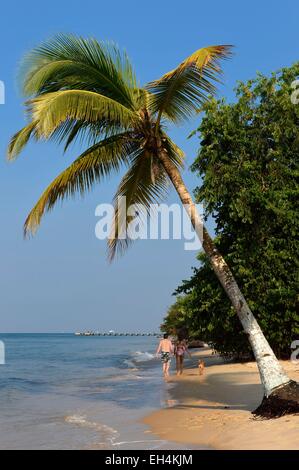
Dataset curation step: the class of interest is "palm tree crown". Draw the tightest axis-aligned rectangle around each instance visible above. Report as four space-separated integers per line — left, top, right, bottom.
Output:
8 34 232 259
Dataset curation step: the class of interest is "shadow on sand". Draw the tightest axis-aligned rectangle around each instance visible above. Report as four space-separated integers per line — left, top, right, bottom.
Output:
166 349 263 412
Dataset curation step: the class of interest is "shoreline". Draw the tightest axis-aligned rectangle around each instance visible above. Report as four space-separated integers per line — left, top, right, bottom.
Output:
143 348 299 450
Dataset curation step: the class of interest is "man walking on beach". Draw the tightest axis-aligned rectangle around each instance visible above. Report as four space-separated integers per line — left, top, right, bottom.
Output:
156 334 174 378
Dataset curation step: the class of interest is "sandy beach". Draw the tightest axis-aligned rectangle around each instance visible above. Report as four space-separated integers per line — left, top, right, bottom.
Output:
144 348 299 450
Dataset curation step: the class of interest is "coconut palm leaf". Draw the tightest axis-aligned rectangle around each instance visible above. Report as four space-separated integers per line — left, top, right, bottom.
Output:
27 89 138 138
58 120 103 152
7 118 105 160
7 121 38 160
147 45 232 125
24 133 139 236
107 135 185 260
21 34 137 109
108 150 169 260
160 133 185 169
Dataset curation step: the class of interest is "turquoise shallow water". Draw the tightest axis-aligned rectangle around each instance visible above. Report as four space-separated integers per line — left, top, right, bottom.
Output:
0 333 197 449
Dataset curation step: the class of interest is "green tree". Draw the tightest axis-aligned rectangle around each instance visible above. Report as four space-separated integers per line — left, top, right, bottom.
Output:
8 35 298 415
161 296 193 338
185 64 299 359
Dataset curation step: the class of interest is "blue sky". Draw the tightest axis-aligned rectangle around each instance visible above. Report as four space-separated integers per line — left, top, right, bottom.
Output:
0 0 297 332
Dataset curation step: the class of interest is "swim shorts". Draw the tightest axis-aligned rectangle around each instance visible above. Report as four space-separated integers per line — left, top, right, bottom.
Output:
161 351 171 363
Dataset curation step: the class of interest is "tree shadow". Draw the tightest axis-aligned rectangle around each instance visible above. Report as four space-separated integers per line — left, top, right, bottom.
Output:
167 371 263 412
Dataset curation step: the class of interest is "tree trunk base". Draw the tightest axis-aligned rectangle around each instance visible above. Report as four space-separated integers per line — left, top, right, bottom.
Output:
252 380 299 419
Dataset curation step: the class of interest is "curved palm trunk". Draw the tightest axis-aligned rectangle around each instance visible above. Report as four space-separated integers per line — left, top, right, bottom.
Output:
158 149 291 398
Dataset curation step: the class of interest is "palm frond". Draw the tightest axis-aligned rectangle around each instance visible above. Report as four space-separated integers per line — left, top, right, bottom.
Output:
108 151 169 260
59 120 102 152
160 133 185 168
147 45 232 124
7 121 38 160
24 133 138 236
27 90 138 138
7 118 107 160
49 118 114 151
20 34 137 109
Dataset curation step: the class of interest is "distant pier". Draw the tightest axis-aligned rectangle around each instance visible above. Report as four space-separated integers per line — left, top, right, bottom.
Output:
74 331 160 337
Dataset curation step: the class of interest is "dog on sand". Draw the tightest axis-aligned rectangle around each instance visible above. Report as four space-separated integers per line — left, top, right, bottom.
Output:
198 360 205 375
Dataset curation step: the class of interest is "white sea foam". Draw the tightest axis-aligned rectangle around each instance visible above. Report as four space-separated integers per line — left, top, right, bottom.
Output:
131 351 155 363
65 414 119 443
113 439 168 449
65 414 88 425
123 359 138 370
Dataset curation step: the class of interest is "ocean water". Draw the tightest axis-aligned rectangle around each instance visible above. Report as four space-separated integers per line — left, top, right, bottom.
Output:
0 334 191 450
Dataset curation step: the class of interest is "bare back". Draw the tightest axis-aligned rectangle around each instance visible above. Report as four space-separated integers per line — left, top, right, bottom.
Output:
157 338 173 353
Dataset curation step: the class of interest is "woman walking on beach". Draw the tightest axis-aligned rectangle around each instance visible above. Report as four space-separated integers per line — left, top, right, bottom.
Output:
156 334 174 378
175 339 191 375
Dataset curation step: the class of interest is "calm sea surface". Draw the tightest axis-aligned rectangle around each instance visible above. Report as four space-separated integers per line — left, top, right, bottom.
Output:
0 333 195 450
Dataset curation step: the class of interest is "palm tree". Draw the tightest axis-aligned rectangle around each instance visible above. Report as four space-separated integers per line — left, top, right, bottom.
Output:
8 34 298 416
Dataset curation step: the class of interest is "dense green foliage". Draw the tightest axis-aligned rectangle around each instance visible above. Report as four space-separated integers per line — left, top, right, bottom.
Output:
162 64 299 358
